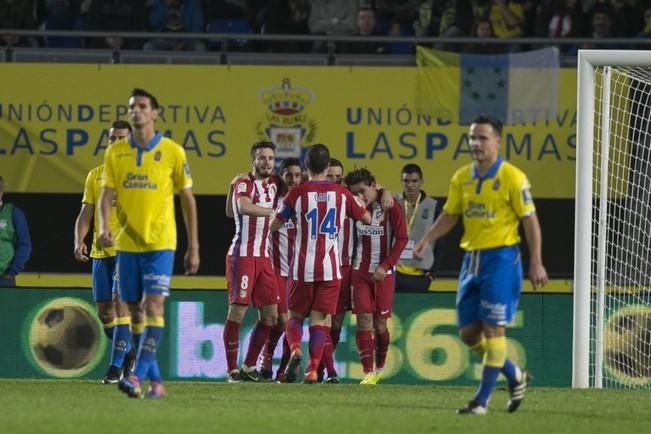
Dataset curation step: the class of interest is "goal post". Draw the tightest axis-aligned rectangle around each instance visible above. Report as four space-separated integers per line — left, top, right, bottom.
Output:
575 50 651 388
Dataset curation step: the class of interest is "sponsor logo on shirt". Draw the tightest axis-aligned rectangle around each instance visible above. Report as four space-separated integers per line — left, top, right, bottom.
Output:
464 201 495 219
122 173 158 190
357 225 385 236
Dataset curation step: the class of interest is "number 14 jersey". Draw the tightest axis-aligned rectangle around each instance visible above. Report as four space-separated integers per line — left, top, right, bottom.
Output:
277 181 367 282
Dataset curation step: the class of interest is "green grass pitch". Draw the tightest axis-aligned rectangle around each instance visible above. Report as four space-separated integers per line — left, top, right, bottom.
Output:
1 380 649 434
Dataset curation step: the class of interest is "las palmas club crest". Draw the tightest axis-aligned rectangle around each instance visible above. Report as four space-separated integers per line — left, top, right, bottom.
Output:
256 78 317 160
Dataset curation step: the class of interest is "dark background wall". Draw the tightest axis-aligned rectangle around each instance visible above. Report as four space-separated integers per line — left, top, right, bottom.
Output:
8 193 573 278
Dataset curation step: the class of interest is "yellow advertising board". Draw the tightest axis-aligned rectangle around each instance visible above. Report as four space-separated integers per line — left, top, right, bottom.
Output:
0 64 577 197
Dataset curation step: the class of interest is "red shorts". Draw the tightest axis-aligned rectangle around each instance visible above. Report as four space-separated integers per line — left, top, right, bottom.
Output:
288 279 341 316
351 269 395 319
275 271 289 315
336 265 353 314
226 255 279 308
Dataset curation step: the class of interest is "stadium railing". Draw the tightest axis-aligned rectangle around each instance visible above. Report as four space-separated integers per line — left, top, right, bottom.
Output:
1 29 650 65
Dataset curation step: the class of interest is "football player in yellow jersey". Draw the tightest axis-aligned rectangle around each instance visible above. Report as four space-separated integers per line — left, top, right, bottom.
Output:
74 120 139 385
414 115 548 415
99 89 200 399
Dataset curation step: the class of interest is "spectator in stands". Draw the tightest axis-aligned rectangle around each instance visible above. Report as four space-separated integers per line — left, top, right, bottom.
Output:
0 176 32 288
262 0 311 52
341 5 388 54
375 0 419 35
536 0 583 37
463 16 509 53
307 0 359 52
86 0 148 50
637 6 651 38
412 0 437 37
433 0 474 52
581 2 621 49
0 0 39 47
609 0 642 37
487 0 524 39
144 1 206 51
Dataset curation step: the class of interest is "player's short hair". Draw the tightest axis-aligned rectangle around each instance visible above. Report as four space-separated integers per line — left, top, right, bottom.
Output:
329 158 344 171
472 115 502 136
111 120 132 131
345 167 375 187
358 5 375 14
250 141 276 159
130 88 160 110
401 163 423 178
305 144 330 173
280 157 301 173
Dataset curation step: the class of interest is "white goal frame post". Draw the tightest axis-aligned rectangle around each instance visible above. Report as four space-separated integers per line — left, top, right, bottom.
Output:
574 50 651 388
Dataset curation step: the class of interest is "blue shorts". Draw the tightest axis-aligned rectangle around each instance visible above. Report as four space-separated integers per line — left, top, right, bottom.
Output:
115 250 175 303
91 257 117 303
456 245 522 327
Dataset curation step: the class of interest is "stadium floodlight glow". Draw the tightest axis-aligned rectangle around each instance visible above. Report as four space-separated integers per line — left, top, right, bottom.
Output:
575 50 651 389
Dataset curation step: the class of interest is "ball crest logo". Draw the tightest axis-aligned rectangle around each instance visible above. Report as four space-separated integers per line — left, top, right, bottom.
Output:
154 151 161 162
24 297 106 378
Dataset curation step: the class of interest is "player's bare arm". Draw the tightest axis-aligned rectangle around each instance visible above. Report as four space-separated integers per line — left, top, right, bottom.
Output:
73 203 94 262
180 187 200 275
237 196 274 217
98 187 114 248
225 173 248 218
413 212 459 259
521 213 548 290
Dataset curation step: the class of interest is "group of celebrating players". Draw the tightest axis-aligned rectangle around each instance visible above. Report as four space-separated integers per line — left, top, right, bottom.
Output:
223 141 407 386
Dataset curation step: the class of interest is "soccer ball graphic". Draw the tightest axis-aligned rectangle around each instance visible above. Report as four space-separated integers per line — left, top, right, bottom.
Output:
603 305 651 386
26 298 105 377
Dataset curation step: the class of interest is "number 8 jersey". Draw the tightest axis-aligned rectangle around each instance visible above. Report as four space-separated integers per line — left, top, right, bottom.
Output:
277 181 367 282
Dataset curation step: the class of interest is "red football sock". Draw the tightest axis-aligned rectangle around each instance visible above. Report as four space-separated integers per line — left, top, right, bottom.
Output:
306 325 327 373
278 336 291 374
223 319 240 372
375 329 390 370
331 327 341 349
321 326 337 376
244 321 271 368
285 317 303 353
260 324 284 373
356 330 374 374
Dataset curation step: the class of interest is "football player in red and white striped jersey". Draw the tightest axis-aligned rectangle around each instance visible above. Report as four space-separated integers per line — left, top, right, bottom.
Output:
259 157 302 382
345 168 409 385
270 144 371 383
223 141 284 383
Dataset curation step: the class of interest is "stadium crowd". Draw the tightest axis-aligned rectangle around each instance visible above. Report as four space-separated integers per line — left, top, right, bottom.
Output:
0 0 648 53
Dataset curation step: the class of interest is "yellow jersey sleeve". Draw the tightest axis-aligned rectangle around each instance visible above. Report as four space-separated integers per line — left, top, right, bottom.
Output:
82 169 95 205
510 171 536 218
102 146 115 189
442 167 466 216
173 147 193 191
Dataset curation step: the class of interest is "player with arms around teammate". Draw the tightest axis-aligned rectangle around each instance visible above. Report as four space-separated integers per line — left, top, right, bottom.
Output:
223 141 283 383
413 115 548 415
74 120 138 384
99 88 200 399
345 168 408 385
270 144 371 383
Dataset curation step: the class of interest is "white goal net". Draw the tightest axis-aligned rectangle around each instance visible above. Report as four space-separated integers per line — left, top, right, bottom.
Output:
575 51 651 388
